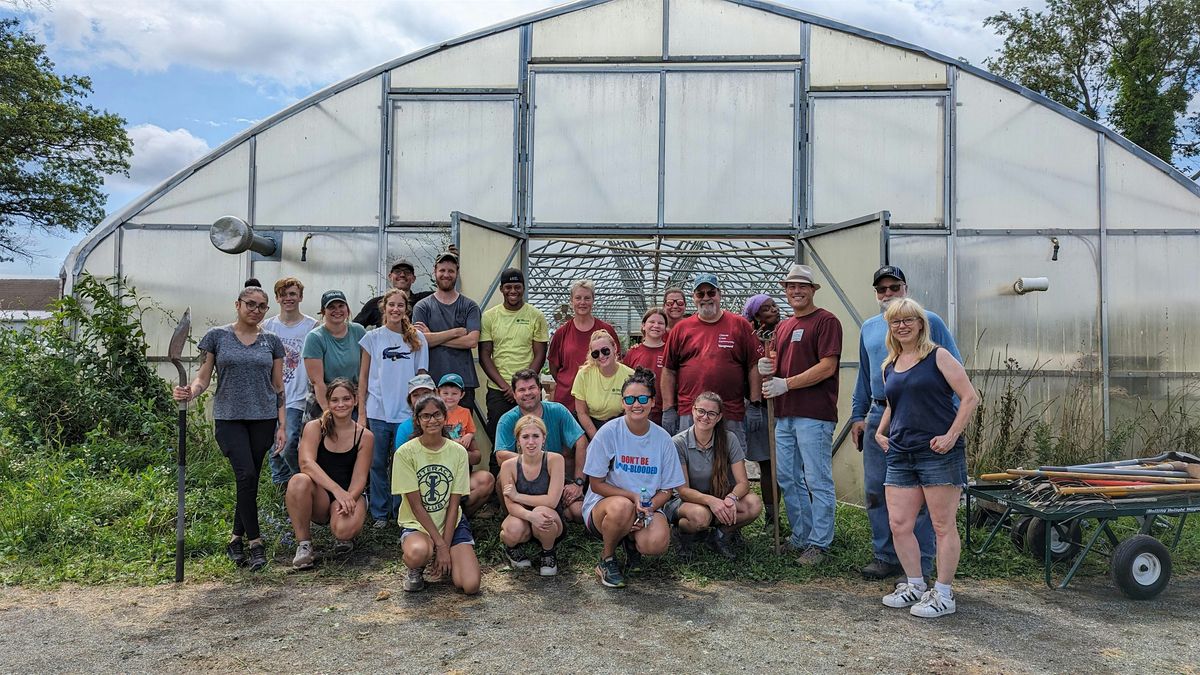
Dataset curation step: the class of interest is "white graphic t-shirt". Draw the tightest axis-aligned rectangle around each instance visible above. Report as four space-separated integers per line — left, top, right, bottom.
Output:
359 326 430 422
581 417 685 524
262 314 318 410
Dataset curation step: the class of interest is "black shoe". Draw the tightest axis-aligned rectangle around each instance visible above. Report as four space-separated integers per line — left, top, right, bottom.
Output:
247 543 268 572
226 539 247 567
504 545 532 569
538 549 558 577
622 537 643 574
861 558 904 580
708 529 737 561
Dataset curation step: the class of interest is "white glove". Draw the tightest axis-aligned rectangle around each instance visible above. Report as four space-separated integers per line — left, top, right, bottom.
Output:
762 376 789 399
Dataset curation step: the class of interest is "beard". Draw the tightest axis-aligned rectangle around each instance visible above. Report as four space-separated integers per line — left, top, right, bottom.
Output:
879 297 898 311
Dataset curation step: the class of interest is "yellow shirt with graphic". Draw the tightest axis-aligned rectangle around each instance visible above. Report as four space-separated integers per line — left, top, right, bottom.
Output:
480 303 549 390
570 362 634 420
391 437 470 535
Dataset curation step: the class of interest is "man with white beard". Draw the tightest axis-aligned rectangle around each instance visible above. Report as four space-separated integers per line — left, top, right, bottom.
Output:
850 265 961 580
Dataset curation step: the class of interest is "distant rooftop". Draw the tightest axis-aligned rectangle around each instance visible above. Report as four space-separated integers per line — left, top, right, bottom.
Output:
0 278 61 311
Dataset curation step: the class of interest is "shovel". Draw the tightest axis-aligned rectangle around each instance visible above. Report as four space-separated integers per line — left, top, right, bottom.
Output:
169 309 191 583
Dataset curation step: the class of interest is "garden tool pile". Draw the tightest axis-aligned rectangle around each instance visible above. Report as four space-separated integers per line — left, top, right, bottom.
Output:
979 452 1200 509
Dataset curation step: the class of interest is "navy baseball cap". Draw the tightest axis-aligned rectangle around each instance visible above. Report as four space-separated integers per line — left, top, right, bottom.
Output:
872 266 907 285
320 290 348 309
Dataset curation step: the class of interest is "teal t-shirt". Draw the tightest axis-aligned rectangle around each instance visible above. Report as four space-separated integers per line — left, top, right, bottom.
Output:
301 323 367 384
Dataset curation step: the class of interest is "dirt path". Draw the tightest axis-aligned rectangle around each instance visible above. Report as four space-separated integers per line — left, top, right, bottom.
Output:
1 572 1196 673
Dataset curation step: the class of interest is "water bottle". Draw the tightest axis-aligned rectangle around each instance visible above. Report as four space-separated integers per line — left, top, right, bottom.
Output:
639 488 653 525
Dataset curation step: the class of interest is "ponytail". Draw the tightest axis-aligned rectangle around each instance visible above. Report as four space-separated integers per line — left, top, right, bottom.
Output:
319 378 357 441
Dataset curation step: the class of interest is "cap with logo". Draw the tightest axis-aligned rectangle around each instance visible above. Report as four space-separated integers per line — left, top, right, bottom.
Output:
390 259 415 273
691 272 721 293
872 265 907 285
434 250 459 265
437 373 465 390
499 268 525 286
780 264 822 290
407 373 437 397
320 289 348 309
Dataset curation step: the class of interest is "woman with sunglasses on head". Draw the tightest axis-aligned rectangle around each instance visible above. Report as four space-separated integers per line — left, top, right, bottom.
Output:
666 392 762 560
174 281 286 571
622 307 669 424
547 279 621 415
498 415 565 576
581 368 685 589
875 298 978 618
572 330 633 440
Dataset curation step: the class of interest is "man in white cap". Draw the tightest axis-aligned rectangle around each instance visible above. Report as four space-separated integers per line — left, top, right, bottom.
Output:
762 264 842 565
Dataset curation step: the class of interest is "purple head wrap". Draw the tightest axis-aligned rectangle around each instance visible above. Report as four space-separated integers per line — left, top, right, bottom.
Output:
742 293 773 323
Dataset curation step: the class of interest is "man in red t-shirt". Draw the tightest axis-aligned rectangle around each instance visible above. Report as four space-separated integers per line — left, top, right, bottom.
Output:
661 273 765 450
762 263 842 566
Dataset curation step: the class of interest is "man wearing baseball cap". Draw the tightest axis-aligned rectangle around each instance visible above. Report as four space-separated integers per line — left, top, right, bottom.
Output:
479 267 549 459
661 272 765 448
353 259 433 328
762 264 842 565
412 249 485 429
850 265 961 580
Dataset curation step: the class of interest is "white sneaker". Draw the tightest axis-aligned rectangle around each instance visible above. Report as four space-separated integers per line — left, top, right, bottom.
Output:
910 589 956 618
882 582 925 608
403 566 426 592
292 541 315 570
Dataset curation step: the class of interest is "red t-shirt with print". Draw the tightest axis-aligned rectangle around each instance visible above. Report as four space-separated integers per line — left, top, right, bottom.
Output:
623 342 666 419
770 308 842 421
663 311 762 421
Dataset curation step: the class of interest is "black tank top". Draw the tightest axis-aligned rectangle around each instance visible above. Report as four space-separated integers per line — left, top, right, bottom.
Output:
515 452 550 497
317 426 363 490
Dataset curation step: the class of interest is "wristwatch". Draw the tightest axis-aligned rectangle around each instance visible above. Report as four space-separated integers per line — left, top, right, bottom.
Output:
573 477 586 487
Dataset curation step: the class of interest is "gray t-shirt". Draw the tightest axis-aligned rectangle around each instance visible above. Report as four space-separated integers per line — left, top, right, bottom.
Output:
671 427 745 496
412 293 482 388
197 325 284 421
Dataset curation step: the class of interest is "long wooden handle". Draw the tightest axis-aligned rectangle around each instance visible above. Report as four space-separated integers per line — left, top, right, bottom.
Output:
1007 468 1196 484
1058 483 1200 496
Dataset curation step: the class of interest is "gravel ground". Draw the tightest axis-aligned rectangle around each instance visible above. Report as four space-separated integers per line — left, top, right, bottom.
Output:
1 571 1197 674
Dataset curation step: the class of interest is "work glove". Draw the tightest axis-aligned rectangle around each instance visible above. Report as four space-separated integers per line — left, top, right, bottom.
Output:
745 404 764 432
661 407 679 435
762 377 789 399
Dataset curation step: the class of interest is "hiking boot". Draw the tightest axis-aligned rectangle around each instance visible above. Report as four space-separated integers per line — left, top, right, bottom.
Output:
403 566 426 592
226 539 247 567
796 546 826 566
595 556 626 588
861 558 904 580
882 581 926 608
247 542 268 572
333 539 354 554
538 549 559 577
504 545 532 569
292 541 315 570
622 537 643 574
708 529 737 561
910 589 956 618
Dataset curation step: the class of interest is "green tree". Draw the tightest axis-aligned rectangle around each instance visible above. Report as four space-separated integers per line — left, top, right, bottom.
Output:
0 18 132 262
985 0 1200 170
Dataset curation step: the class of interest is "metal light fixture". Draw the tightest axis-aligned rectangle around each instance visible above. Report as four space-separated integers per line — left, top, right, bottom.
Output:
1013 277 1050 294
209 216 278 257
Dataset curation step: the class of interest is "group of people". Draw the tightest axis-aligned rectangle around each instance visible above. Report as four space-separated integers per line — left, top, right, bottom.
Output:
173 249 978 618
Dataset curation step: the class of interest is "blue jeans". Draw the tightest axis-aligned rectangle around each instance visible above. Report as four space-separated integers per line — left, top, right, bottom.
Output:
864 404 934 572
269 407 305 486
774 416 836 550
368 418 401 521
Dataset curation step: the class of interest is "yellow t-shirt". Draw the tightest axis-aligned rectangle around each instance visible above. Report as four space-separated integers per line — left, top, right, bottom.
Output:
391 437 469 535
480 303 549 390
570 362 634 420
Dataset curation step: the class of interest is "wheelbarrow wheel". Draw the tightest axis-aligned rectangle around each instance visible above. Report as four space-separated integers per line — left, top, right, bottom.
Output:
1010 516 1033 553
1110 535 1171 600
1026 518 1081 562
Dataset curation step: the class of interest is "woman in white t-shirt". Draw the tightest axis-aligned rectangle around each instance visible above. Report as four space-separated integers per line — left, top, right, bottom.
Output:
357 289 429 527
581 367 685 589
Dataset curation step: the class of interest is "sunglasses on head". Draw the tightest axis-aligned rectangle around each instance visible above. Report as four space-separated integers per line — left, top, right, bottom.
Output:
874 283 904 294
623 394 651 405
694 289 717 299
590 347 612 359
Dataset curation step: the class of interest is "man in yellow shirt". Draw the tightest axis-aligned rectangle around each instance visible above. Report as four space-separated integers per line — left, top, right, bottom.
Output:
479 268 549 468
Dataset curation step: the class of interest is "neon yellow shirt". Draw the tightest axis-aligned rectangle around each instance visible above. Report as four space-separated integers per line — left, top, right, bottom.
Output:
480 303 549 390
571 363 634 420
391 437 469 535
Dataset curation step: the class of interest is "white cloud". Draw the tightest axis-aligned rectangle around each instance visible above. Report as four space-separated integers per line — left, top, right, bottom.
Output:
105 123 210 192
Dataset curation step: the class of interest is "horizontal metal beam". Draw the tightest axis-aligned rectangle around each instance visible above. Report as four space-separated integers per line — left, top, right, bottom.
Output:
529 54 803 64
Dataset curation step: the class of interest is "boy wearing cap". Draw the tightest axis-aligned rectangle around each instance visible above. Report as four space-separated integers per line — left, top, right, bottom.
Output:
437 373 495 515
479 267 549 452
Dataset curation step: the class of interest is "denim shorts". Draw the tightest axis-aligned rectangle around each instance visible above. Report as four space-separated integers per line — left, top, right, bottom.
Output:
400 517 475 547
884 447 967 488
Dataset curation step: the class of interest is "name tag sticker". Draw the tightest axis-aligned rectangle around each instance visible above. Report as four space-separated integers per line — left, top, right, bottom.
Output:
790 329 805 343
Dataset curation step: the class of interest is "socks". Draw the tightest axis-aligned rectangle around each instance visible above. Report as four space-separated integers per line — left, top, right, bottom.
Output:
934 581 953 599
907 577 928 591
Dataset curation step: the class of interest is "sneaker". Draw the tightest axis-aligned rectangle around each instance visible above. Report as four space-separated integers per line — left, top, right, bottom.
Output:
595 557 626 588
372 519 389 530
707 529 737 561
861 558 904 580
292 541 315 570
247 542 268 572
910 589 956 618
796 546 826 566
504 545 532 569
622 537 643 574
538 549 559 577
882 582 927 608
403 566 426 592
226 539 247 567
333 539 354 554
673 528 697 561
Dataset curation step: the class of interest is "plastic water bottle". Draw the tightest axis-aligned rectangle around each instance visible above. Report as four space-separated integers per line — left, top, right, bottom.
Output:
639 488 653 525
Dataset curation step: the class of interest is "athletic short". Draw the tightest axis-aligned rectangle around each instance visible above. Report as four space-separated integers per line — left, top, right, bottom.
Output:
884 447 967 489
662 495 684 524
400 517 475 547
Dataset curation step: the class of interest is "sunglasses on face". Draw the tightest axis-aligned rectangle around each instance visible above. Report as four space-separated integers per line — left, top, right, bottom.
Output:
889 317 919 328
623 394 651 405
664 299 686 306
692 408 721 420
875 283 905 294
590 347 612 359
241 300 269 311
694 289 717 299
417 411 446 422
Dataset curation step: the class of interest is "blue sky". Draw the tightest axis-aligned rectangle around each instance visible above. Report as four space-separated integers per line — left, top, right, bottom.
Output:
0 0 1074 278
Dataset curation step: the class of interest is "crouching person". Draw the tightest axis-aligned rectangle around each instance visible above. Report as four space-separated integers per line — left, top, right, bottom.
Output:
498 415 565 576
582 368 685 589
287 378 372 570
393 395 480 595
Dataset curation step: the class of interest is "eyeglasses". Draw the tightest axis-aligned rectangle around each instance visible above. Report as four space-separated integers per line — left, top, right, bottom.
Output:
590 347 612 359
692 408 721 420
664 299 686 306
889 317 919 328
417 412 446 422
694 289 717 299
874 283 905 294
623 394 651 405
240 300 269 311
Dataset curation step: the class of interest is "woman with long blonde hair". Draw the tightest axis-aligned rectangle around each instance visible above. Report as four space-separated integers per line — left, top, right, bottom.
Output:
572 329 633 439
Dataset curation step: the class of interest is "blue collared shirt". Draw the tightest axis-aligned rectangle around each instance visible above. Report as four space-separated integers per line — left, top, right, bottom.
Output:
850 309 961 422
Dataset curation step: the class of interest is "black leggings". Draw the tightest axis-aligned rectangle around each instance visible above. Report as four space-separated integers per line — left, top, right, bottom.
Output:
215 419 277 541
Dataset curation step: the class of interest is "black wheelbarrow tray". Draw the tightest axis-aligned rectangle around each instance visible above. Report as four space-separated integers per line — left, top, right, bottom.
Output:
964 483 1200 599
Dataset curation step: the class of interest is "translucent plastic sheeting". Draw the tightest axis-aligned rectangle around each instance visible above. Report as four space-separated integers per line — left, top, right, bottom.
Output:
1106 234 1200 374
667 0 801 56
255 77 383 227
1105 142 1200 230
390 29 520 90
956 73 1099 230
130 142 250 225
391 99 516 224
247 231 379 317
531 73 660 224
82 231 116 280
532 0 663 59
808 26 946 89
663 71 794 224
832 367 865 505
888 233 949 319
811 96 944 226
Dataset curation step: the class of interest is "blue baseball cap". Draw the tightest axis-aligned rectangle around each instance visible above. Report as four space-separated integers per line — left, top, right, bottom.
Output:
437 373 465 390
691 272 720 293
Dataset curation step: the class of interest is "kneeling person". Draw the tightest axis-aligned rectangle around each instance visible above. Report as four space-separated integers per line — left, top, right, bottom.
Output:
498 415 565 576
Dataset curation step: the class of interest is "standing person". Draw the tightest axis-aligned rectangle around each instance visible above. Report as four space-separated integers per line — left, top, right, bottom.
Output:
354 259 431 328
851 266 961 580
494 369 589 521
572 331 634 440
302 290 366 416
547 279 621 414
173 283 285 571
762 264 842 566
479 267 548 449
876 298 978 618
622 307 668 424
262 277 318 487
498 415 565 576
582 368 685 589
286 379 373 569
412 250 483 424
357 289 429 528
393 395 480 595
741 293 782 528
667 392 763 560
660 273 764 449
662 287 688 330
